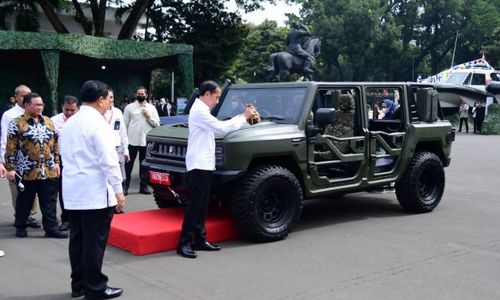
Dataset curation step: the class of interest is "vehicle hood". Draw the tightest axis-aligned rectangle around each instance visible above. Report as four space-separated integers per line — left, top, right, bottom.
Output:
147 121 301 141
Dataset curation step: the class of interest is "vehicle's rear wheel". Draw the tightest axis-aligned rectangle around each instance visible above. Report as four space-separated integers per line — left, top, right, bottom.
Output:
153 188 181 208
396 152 445 213
231 165 303 242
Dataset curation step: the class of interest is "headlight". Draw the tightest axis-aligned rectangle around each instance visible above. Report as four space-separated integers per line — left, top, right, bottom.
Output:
146 141 155 158
215 144 224 166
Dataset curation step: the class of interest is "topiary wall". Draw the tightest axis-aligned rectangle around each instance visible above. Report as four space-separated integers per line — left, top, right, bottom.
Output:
483 103 500 135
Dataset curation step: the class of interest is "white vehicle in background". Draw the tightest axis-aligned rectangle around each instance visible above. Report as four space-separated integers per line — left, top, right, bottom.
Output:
421 57 500 114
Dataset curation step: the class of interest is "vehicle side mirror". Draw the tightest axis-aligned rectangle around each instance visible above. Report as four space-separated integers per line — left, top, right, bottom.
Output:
183 88 200 115
416 88 438 122
306 119 322 137
315 108 336 125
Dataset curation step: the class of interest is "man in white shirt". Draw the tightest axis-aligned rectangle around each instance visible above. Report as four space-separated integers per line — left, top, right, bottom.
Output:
177 81 256 259
123 86 160 195
51 95 79 231
60 80 125 300
0 84 41 229
104 89 130 189
51 95 79 136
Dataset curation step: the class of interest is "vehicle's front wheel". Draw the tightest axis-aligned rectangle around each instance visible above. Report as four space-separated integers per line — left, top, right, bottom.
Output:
396 152 445 213
231 165 303 242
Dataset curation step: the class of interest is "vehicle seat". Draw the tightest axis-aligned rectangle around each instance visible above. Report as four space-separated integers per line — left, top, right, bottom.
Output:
314 94 358 178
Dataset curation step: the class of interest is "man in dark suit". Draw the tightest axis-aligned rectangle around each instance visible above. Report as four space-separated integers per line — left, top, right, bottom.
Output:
156 97 172 117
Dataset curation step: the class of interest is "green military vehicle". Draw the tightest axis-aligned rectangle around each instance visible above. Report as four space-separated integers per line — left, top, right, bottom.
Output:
142 82 455 242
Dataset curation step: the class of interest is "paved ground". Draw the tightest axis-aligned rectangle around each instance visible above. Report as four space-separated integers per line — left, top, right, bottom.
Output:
1 133 499 300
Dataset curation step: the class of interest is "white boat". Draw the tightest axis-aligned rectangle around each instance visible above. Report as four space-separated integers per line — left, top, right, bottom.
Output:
421 57 500 113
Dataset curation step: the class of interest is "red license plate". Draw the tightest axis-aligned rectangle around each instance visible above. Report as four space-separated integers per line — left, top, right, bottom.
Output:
149 171 171 186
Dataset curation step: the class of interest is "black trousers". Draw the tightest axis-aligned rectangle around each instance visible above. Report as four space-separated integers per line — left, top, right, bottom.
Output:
475 118 484 134
68 207 115 295
458 117 469 132
124 145 147 188
179 169 212 246
14 179 59 233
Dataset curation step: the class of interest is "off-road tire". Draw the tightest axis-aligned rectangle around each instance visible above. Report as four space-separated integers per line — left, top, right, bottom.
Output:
153 188 181 208
395 152 445 213
231 165 303 242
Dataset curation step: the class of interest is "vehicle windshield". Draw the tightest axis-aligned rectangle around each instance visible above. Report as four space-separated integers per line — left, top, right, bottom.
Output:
446 72 469 85
217 87 308 124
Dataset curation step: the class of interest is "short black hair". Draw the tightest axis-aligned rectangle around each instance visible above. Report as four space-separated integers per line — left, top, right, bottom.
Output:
136 86 148 93
199 81 220 96
63 95 78 105
80 80 110 103
23 92 41 105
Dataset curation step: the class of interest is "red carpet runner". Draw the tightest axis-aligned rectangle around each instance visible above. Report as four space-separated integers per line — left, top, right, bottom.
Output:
108 208 240 255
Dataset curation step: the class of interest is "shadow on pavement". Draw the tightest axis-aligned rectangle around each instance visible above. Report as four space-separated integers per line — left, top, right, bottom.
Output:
5 293 69 300
295 192 406 232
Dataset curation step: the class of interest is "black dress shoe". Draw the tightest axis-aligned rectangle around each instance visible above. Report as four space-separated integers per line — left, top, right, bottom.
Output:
193 241 221 251
60 221 70 231
16 228 27 238
176 245 197 258
26 218 41 228
71 290 85 298
84 287 123 300
45 230 69 239
139 186 151 194
123 183 129 196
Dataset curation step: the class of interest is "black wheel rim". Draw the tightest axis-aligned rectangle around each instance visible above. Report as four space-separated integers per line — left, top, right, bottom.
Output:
257 185 293 228
418 165 441 204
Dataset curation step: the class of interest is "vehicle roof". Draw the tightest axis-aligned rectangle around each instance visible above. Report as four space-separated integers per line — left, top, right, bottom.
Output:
451 68 498 74
229 81 430 89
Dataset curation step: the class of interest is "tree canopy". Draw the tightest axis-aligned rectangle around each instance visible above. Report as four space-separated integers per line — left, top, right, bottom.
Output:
292 0 500 81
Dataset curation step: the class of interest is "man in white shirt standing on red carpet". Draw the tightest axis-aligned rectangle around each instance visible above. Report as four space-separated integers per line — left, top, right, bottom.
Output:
60 80 125 300
51 95 79 231
177 80 256 259
123 86 160 195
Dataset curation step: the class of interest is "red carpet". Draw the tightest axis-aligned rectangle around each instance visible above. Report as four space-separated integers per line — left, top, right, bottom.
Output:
108 208 240 255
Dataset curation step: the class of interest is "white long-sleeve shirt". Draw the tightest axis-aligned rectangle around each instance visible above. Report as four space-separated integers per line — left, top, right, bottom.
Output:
104 106 129 155
0 104 24 163
60 105 123 210
123 101 160 147
186 98 247 171
51 113 67 137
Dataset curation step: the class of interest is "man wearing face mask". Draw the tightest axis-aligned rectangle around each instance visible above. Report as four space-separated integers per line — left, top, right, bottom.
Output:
123 86 160 195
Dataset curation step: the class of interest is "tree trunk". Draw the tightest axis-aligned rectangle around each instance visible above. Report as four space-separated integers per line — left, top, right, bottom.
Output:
88 0 106 36
333 58 344 81
117 0 154 40
95 0 107 37
37 0 69 34
72 0 92 35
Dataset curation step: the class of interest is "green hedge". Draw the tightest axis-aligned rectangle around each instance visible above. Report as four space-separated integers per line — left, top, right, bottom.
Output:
483 103 500 135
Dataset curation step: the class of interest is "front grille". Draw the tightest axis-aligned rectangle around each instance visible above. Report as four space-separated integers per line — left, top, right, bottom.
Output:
147 141 187 161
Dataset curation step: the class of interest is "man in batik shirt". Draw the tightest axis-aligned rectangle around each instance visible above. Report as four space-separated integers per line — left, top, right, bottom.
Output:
5 92 67 239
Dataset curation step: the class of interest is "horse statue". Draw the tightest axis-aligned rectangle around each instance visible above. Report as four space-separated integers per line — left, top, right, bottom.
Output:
266 37 321 82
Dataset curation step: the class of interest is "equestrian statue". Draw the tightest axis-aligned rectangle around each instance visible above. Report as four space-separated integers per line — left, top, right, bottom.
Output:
266 21 321 81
